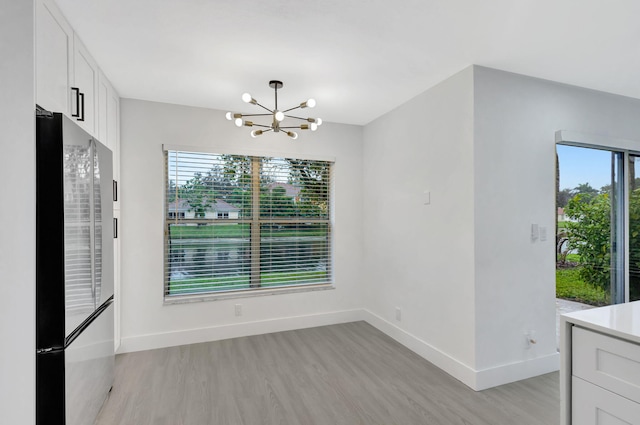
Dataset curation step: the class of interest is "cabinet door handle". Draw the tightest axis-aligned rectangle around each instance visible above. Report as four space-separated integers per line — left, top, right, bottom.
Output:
113 180 118 202
113 218 118 239
71 87 80 118
78 92 85 122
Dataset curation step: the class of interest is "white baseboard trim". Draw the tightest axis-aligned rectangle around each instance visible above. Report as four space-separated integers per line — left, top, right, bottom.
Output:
361 309 479 388
474 352 560 391
118 309 364 354
361 309 560 391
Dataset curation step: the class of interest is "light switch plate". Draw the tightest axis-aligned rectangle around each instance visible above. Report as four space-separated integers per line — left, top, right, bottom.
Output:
531 224 539 241
539 226 547 242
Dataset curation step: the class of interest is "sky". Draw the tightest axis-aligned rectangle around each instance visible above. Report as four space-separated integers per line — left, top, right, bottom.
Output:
556 144 614 191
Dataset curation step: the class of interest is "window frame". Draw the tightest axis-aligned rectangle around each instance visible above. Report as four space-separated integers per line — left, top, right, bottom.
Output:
162 145 335 303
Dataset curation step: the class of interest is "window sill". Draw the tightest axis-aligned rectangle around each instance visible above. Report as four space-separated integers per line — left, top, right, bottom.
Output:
163 283 335 305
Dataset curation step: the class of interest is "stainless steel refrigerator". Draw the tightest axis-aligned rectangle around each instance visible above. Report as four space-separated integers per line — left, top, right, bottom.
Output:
36 108 115 425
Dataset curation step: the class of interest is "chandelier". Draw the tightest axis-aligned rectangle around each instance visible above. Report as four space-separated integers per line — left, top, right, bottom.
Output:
225 80 322 139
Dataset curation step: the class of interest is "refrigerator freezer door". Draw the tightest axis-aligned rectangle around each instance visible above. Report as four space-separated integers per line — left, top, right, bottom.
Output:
65 302 114 425
36 348 65 425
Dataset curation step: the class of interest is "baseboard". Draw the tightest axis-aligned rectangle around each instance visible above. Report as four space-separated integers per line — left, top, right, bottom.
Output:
361 309 479 388
118 309 364 354
361 309 560 391
474 352 560 390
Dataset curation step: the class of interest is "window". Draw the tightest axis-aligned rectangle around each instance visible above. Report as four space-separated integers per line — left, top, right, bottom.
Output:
164 149 333 299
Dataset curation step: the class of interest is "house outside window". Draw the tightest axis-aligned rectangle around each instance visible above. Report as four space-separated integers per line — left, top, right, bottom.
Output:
164 149 333 300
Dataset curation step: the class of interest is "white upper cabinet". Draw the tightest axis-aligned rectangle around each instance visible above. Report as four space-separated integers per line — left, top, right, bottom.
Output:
97 74 109 144
98 71 121 184
36 0 73 114
36 0 119 146
72 35 99 136
107 87 120 185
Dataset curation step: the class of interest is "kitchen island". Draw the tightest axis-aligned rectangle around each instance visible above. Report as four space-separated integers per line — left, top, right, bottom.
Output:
560 300 640 424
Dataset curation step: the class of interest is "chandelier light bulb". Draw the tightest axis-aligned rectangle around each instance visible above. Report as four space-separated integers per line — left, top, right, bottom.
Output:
316 118 323 126
310 123 318 131
225 112 233 120
242 93 252 103
274 110 285 122
251 130 263 138
287 131 298 140
234 118 243 127
306 98 316 108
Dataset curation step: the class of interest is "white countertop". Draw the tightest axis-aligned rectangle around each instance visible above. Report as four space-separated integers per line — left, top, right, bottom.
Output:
561 300 640 344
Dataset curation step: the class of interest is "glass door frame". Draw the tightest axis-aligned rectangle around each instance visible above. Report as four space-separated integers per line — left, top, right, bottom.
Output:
555 130 640 304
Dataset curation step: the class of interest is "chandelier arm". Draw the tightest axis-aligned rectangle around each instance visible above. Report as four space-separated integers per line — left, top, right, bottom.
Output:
251 123 273 129
284 115 312 121
254 102 273 113
282 105 301 113
238 113 273 117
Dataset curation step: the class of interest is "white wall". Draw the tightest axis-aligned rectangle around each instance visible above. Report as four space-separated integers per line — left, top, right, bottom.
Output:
361 65 640 390
118 99 364 352
0 1 36 422
472 66 640 388
362 67 478 386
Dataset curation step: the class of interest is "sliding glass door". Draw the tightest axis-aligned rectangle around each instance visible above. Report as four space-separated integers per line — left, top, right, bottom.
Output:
628 155 640 301
556 144 640 305
557 144 639 305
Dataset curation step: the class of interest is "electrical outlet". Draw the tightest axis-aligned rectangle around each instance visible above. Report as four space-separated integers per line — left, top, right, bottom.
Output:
235 304 242 317
395 307 402 321
524 330 537 348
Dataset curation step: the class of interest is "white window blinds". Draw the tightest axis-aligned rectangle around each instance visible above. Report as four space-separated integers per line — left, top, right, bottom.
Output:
164 149 332 298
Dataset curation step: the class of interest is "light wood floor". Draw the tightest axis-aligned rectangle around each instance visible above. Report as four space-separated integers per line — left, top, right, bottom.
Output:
96 321 559 425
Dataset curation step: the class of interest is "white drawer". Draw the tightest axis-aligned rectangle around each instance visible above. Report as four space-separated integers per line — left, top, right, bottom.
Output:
573 326 640 402
573 376 640 425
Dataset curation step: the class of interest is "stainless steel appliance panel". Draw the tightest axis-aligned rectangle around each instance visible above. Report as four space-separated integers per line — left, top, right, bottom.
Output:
62 116 113 337
65 302 114 425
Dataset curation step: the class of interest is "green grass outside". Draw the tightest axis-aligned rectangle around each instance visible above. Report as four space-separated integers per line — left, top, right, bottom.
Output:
169 224 250 239
168 271 329 295
556 266 609 306
169 223 327 239
564 253 580 263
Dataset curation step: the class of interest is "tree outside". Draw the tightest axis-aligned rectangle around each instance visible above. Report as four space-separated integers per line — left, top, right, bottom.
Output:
558 182 640 304
557 182 610 306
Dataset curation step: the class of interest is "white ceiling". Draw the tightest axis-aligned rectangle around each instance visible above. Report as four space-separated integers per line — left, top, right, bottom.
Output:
55 0 640 126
